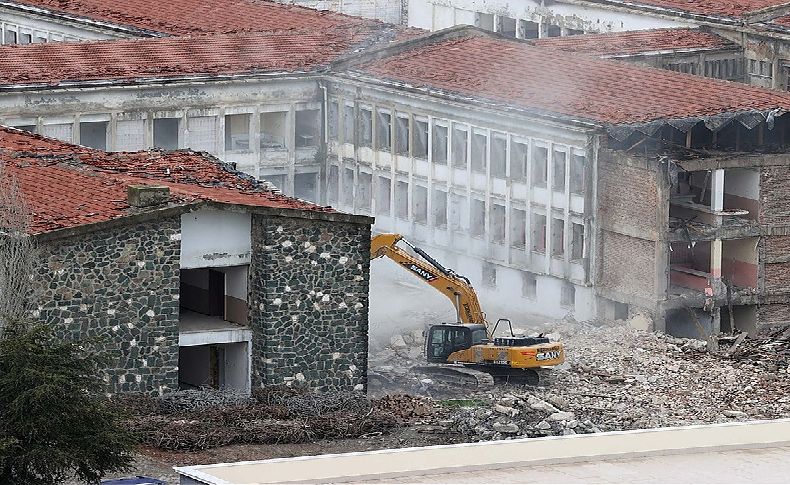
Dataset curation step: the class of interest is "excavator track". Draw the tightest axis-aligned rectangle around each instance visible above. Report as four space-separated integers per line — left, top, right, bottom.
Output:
411 364 495 389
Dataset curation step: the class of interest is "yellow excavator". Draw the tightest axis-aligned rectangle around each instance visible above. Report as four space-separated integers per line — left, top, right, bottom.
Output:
371 233 565 385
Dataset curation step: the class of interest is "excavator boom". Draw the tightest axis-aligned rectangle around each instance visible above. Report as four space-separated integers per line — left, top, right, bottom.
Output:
370 233 486 326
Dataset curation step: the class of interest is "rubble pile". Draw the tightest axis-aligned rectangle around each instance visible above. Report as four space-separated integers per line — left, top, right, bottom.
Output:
369 320 790 442
371 394 439 424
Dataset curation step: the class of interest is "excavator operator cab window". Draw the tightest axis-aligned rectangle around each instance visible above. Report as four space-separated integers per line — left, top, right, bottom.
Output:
426 325 471 363
471 328 487 345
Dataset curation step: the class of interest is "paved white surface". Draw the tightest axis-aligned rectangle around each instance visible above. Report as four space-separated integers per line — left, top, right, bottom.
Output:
367 445 790 483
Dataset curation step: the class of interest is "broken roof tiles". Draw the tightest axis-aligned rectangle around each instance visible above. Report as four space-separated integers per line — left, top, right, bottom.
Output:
7 0 404 36
530 28 737 57
0 29 400 87
583 0 790 19
0 127 335 234
356 34 790 126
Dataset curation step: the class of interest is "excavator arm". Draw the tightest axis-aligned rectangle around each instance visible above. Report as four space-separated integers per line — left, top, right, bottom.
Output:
370 233 486 326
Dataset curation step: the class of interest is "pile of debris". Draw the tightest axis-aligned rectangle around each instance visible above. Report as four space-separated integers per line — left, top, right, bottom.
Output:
116 387 404 451
368 320 790 442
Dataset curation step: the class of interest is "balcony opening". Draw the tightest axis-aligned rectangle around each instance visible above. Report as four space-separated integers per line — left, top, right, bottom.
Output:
571 223 584 260
395 115 409 155
669 240 711 292
432 188 448 227
449 193 467 230
358 108 373 148
491 203 506 243
432 123 448 165
552 149 566 192
570 153 586 194
471 130 487 173
451 125 468 169
225 114 251 152
295 109 320 148
179 342 249 391
260 111 287 149
294 172 318 203
79 121 108 150
471 199 485 237
551 217 564 257
510 140 527 180
180 266 248 327
475 12 494 31
328 100 339 141
343 104 354 145
510 207 527 248
341 168 354 207
358 172 372 212
377 176 391 214
532 145 548 187
519 20 539 39
532 213 547 253
376 109 391 150
153 118 179 150
413 185 428 224
395 180 409 219
491 134 507 177
722 238 758 290
413 118 429 160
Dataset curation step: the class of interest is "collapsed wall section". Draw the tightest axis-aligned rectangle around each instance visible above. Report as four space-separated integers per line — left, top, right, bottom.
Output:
248 214 371 391
596 150 669 322
33 218 182 394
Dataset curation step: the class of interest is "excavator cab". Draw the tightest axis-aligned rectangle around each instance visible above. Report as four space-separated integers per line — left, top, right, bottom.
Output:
425 324 487 363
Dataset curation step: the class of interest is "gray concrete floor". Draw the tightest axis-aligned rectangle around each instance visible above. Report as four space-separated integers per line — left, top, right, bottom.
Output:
365 446 790 484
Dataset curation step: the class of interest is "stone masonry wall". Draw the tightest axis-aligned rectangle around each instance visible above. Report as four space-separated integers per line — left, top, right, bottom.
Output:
248 214 371 392
33 218 181 395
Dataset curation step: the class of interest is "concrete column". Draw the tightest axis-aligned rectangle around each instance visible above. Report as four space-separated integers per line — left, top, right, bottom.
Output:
711 238 723 279
711 168 724 212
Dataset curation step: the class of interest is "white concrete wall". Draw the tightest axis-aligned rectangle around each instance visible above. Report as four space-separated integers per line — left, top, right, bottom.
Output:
0 7 131 43
180 209 252 269
327 83 597 322
279 0 403 23
0 77 324 199
409 0 691 34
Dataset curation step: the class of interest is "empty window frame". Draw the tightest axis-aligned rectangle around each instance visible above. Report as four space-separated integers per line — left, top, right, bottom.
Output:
13 124 36 134
561 282 576 308
328 100 339 141
551 217 565 257
413 117 429 159
490 203 506 243
498 16 517 38
295 109 320 148
376 109 392 150
546 24 561 37
377 176 392 214
571 222 585 260
471 130 487 173
395 181 409 219
225 114 251 151
451 125 468 169
570 153 586 194
341 168 354 206
413 185 428 223
19 32 31 44
79 121 107 150
260 111 287 149
566 28 584 36
358 108 373 148
482 262 497 288
432 122 448 164
449 192 467 230
432 188 448 227
532 213 547 253
343 104 355 144
532 145 548 186
265 174 286 191
471 199 486 237
491 133 507 177
476 13 494 31
395 114 410 155
510 139 528 180
510 207 527 248
327 166 339 204
294 172 318 203
552 148 567 192
357 172 373 211
3 30 17 44
522 272 537 299
520 20 539 39
153 118 179 150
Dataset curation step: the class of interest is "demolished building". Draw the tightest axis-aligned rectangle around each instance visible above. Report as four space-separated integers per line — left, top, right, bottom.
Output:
2 126 372 394
0 1 789 336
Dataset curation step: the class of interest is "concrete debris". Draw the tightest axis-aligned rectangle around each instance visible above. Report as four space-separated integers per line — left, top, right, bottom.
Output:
368 321 790 442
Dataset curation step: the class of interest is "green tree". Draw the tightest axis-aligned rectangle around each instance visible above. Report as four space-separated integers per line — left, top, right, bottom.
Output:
0 320 135 484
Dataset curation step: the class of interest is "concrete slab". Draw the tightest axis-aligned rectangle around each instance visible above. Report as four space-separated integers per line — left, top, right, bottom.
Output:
174 419 790 484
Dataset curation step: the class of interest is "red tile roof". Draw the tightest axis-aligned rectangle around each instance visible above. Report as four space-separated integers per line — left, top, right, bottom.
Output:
531 28 736 57
8 0 405 35
0 127 335 234
0 28 406 87
588 0 790 19
356 34 790 125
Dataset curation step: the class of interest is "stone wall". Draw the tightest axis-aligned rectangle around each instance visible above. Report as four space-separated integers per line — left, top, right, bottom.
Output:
248 214 371 392
33 218 181 395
